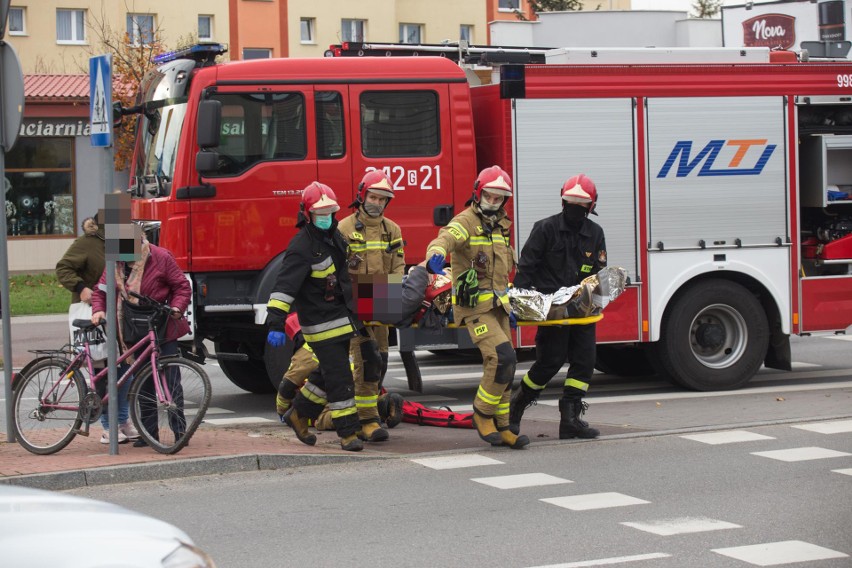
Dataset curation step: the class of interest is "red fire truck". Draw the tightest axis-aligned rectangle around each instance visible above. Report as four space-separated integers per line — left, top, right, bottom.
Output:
127 42 852 394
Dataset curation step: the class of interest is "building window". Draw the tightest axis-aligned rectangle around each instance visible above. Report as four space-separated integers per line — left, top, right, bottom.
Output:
208 92 306 176
316 91 345 159
300 18 315 44
341 19 365 42
127 13 155 46
9 7 25 35
5 138 75 237
242 48 272 59
499 0 520 11
460 24 473 43
56 9 85 44
399 23 422 44
198 15 213 41
360 91 439 158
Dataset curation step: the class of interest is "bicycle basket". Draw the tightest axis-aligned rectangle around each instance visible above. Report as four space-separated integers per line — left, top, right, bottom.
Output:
122 300 169 345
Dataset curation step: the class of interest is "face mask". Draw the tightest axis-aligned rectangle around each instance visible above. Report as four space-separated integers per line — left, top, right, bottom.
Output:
479 196 503 212
363 202 384 217
313 214 333 231
563 203 588 221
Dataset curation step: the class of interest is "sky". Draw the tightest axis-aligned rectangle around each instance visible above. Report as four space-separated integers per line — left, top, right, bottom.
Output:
630 0 743 12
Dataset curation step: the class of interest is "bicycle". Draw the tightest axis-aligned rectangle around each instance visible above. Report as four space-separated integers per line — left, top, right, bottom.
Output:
12 292 211 455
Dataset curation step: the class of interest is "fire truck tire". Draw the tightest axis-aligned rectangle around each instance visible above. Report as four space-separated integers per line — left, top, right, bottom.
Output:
650 279 769 391
594 345 655 377
214 340 276 394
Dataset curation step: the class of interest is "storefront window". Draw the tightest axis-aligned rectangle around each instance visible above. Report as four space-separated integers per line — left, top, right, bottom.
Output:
5 137 75 237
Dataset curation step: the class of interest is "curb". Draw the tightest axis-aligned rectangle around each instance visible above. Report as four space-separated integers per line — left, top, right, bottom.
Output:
0 453 384 491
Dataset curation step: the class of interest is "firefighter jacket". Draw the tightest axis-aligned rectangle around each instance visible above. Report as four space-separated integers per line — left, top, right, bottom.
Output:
514 213 607 294
266 222 360 346
338 208 406 276
426 204 515 322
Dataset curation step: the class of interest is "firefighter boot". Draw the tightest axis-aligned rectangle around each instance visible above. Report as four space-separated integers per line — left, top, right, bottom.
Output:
378 392 404 428
315 408 334 431
275 393 292 418
282 407 317 446
340 434 364 452
498 426 530 449
472 409 503 446
558 397 600 439
508 385 540 435
359 420 389 442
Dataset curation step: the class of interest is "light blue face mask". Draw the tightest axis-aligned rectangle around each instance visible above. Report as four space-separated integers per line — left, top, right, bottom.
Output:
313 214 333 230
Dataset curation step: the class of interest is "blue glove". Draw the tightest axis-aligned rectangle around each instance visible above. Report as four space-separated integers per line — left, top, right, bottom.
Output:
509 312 518 330
267 331 286 348
427 253 446 275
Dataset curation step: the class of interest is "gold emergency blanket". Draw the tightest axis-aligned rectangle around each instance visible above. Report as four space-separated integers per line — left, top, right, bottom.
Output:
509 266 628 321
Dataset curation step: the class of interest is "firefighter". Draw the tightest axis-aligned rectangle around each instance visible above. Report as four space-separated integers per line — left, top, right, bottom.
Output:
337 170 406 442
510 174 607 439
425 165 529 449
266 182 363 451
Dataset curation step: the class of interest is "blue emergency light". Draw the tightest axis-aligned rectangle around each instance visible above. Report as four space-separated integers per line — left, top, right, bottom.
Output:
152 43 228 65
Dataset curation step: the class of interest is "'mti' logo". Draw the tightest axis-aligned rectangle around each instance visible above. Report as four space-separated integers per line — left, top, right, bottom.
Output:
657 139 776 178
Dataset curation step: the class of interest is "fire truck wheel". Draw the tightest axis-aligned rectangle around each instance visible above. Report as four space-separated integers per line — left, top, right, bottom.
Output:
594 345 655 377
650 279 769 392
214 339 276 394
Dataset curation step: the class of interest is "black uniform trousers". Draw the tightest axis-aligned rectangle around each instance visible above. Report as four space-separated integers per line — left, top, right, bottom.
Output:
293 338 360 437
525 323 597 394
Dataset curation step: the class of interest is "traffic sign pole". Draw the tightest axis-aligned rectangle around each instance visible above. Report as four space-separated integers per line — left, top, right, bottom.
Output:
90 54 120 453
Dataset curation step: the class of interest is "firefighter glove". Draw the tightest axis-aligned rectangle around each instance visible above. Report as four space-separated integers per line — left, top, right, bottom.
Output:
509 312 518 330
267 331 287 348
427 253 446 275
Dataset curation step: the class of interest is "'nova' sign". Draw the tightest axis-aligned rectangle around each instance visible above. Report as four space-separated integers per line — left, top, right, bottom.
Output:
742 13 796 49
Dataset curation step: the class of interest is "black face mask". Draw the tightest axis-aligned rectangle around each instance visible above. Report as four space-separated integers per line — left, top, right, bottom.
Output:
563 203 588 228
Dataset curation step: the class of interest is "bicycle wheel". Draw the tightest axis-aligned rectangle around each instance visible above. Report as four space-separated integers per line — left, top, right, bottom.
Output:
129 356 211 455
12 359 85 455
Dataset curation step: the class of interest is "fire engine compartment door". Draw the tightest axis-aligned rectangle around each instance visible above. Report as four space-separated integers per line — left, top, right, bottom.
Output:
346 83 452 262
512 97 638 281
646 96 788 249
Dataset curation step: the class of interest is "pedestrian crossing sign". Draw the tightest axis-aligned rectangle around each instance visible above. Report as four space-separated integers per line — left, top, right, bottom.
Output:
89 54 112 147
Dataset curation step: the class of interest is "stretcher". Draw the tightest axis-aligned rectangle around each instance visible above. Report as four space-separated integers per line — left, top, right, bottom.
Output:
367 314 604 392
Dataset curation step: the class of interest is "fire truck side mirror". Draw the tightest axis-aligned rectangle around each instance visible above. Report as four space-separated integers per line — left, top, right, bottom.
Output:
197 99 222 149
433 204 454 227
196 151 219 175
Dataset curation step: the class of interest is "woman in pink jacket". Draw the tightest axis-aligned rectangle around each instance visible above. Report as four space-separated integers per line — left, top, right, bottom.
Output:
92 238 191 447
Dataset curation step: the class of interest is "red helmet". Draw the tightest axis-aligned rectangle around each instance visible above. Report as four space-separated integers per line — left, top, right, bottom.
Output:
473 165 513 202
301 182 340 214
358 170 395 201
561 174 598 214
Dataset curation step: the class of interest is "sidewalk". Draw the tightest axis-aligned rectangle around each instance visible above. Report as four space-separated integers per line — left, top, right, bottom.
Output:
0 423 374 490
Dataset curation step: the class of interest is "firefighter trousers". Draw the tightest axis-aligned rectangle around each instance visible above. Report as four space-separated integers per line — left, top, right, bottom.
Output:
465 309 517 428
278 343 317 398
292 338 360 438
523 324 597 397
350 328 384 425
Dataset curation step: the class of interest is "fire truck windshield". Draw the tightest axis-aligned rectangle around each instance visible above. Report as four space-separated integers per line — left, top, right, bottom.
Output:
133 60 194 197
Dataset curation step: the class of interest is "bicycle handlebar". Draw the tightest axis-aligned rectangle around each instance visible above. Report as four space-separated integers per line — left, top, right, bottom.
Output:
127 291 174 315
